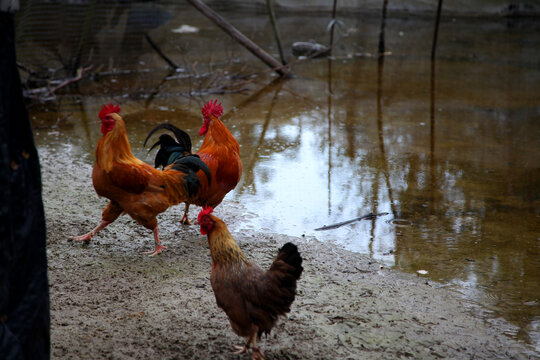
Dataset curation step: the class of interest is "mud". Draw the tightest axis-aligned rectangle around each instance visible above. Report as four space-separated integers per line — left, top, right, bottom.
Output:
40 147 537 359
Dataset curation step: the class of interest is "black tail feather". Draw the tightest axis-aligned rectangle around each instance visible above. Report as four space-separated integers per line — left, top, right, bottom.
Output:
151 134 187 168
144 123 192 153
171 155 212 196
144 123 193 168
277 242 303 280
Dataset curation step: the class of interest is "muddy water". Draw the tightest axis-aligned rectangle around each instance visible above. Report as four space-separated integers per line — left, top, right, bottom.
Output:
16 1 540 348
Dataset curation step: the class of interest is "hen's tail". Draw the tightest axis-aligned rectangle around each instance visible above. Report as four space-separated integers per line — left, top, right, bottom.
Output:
255 242 303 337
144 123 193 168
275 242 303 281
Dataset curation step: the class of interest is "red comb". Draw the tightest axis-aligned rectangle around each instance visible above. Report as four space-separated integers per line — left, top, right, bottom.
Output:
99 103 121 120
201 99 223 119
198 206 214 222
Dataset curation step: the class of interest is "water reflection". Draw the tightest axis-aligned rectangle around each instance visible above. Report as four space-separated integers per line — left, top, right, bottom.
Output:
17 2 540 348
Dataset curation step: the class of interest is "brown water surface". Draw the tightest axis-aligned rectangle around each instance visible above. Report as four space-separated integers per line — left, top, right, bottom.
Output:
16 1 540 348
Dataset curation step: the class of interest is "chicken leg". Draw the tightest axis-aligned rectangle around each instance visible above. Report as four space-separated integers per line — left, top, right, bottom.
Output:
68 220 111 242
69 201 123 242
180 203 191 225
143 226 167 256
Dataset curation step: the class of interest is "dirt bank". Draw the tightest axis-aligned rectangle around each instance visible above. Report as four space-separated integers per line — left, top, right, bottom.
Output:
40 146 537 359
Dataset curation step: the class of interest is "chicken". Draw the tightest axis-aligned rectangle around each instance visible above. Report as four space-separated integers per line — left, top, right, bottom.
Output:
68 103 212 256
145 99 242 224
198 207 303 360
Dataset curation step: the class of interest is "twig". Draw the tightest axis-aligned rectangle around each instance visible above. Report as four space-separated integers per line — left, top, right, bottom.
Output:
49 65 94 94
16 62 37 76
314 212 389 231
185 0 293 77
145 33 180 69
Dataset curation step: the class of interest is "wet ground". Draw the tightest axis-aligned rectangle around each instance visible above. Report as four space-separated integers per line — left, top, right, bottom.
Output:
15 0 540 357
42 148 536 359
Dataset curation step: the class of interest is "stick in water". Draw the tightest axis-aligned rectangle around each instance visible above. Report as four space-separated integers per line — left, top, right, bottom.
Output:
315 212 389 231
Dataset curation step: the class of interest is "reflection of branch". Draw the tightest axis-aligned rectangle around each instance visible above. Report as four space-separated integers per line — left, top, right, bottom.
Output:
50 65 93 94
145 68 176 108
23 65 93 100
34 113 72 130
377 50 396 217
431 0 444 60
180 82 250 97
222 76 285 119
378 0 389 56
329 0 338 56
327 58 333 216
145 34 180 69
429 58 437 202
238 79 284 194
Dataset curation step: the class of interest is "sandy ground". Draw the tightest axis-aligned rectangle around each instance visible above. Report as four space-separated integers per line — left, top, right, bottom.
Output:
40 147 538 360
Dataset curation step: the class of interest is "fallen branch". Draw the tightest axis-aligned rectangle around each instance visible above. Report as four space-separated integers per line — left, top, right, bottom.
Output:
185 0 293 78
314 212 389 231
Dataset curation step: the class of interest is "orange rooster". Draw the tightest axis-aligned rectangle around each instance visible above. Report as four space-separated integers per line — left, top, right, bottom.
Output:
68 103 213 256
145 99 242 224
198 207 303 360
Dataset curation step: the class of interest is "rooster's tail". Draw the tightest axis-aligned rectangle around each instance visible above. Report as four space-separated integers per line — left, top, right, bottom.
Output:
144 123 193 169
171 155 212 197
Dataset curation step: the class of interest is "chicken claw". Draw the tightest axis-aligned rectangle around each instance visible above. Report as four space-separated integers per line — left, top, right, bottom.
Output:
144 244 167 256
180 213 192 225
233 345 249 355
232 345 264 359
68 233 92 242
68 220 111 243
252 347 264 360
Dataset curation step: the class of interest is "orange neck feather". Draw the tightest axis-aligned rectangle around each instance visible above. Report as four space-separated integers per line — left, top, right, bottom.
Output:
200 115 240 154
96 114 143 172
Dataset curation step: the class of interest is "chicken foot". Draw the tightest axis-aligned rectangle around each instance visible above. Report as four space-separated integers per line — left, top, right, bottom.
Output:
68 220 111 242
143 226 167 256
233 328 264 360
180 203 192 225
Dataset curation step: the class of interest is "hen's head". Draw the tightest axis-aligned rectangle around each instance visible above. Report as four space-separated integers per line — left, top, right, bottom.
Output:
198 206 215 235
199 99 223 136
99 103 121 135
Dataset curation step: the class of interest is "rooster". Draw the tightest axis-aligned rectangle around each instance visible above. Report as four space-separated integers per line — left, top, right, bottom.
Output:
145 99 242 224
68 104 212 256
198 207 303 360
